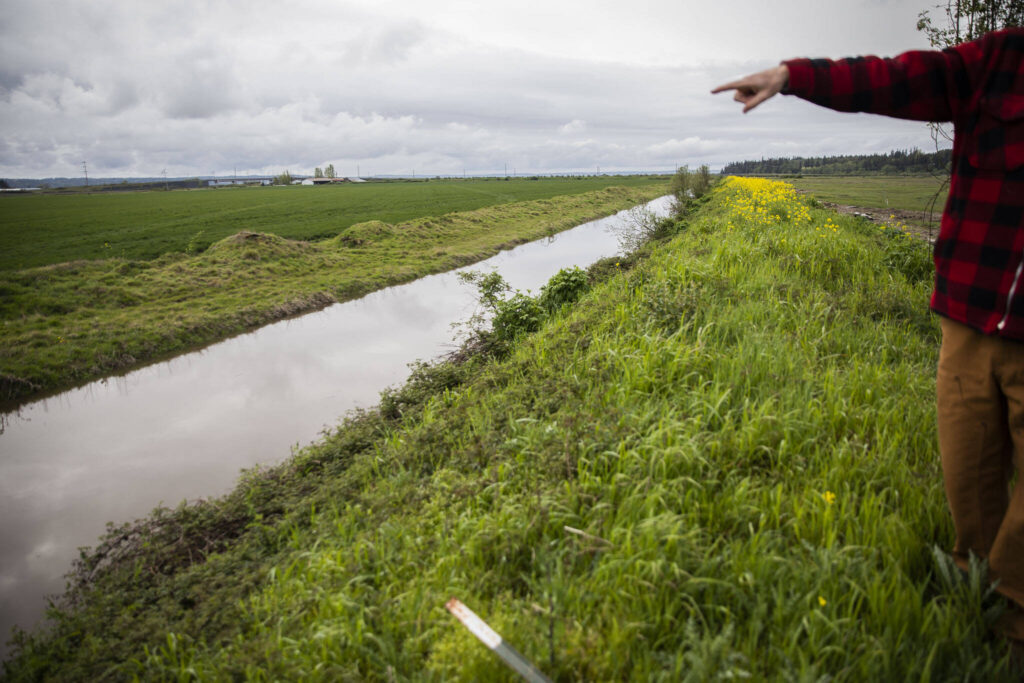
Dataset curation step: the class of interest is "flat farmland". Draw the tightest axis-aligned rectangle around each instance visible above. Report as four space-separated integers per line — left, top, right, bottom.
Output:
785 175 948 213
0 176 667 271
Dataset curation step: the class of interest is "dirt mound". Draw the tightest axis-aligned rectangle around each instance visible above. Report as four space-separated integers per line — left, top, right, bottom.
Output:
205 231 310 258
329 220 397 247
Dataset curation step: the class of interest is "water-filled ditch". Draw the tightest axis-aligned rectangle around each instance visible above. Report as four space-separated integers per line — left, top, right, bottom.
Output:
0 195 672 657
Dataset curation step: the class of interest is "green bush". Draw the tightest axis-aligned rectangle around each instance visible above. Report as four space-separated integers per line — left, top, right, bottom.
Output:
379 360 470 420
459 267 594 350
538 266 590 311
492 292 544 342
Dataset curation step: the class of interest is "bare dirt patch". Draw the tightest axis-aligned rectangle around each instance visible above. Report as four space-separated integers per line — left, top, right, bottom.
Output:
793 189 941 243
825 203 940 243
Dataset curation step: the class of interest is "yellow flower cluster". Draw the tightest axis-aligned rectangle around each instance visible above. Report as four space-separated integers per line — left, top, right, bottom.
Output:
879 214 917 241
817 217 839 238
718 176 814 232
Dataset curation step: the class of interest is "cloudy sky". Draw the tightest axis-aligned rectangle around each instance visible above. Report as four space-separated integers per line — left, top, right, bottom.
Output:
0 0 947 178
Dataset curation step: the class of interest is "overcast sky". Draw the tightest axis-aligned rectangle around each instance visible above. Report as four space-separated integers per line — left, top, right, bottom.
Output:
0 0 947 178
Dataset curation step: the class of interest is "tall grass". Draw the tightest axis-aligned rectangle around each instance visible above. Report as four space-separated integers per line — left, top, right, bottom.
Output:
5 178 1015 681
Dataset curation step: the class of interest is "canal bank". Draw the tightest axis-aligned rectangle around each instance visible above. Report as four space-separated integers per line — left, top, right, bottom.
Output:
0 196 672 660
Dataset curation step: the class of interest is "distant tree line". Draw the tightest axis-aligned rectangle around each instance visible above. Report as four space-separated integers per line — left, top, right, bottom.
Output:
721 148 952 176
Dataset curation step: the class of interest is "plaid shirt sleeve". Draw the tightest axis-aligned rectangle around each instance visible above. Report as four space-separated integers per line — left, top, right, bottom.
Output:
783 42 984 124
782 31 1024 341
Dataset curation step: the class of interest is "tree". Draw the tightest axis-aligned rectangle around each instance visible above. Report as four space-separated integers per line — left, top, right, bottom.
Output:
916 0 1023 224
669 164 714 216
274 170 293 185
918 0 1024 47
325 164 336 179
314 167 324 178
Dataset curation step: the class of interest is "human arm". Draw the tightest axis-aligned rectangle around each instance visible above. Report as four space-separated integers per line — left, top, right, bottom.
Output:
781 49 969 123
713 39 987 122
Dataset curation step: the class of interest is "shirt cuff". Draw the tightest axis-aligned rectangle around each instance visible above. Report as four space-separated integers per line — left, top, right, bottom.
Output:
781 58 814 95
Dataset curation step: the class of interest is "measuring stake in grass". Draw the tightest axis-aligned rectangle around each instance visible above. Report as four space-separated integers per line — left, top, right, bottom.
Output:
445 598 552 683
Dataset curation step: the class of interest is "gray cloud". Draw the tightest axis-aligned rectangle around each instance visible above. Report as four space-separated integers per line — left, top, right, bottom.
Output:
0 0 941 178
342 22 428 65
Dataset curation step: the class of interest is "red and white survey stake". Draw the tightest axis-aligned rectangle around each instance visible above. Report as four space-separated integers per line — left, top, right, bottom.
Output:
445 598 552 683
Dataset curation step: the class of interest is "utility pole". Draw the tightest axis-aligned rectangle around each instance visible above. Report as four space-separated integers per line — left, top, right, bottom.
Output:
357 164 360 178
162 168 168 191
81 161 89 187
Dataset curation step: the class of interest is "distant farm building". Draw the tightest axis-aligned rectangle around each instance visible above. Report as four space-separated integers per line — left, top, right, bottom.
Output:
299 177 365 185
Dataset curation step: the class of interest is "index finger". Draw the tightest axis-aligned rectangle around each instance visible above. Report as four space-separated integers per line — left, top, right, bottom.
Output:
711 79 746 94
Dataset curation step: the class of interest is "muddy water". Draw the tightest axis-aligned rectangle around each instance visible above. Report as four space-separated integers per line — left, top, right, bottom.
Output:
0 196 671 658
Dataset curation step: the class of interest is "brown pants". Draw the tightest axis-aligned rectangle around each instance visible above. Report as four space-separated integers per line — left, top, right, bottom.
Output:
938 317 1024 638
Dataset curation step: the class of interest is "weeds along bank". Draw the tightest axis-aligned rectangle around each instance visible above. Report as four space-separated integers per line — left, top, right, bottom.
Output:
0 184 665 406
6 178 1016 680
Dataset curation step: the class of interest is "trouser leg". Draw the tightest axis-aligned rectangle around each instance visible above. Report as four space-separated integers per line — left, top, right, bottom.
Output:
988 337 1024 612
936 318 1013 569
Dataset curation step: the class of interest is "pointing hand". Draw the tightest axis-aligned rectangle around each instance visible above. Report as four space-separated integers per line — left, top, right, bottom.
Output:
712 65 790 113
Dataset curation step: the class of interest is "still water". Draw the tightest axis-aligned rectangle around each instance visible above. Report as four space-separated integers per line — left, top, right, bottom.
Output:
0 196 671 658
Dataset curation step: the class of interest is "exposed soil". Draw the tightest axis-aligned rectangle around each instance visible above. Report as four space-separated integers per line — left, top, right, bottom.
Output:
821 202 941 243
795 190 941 243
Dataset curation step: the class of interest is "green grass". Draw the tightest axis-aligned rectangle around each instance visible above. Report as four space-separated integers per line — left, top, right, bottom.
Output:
0 184 668 405
6 178 1016 680
785 175 948 213
0 176 667 271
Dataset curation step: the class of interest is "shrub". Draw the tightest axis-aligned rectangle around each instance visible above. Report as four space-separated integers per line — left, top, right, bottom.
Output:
379 360 468 420
615 207 679 254
458 267 588 351
492 292 544 342
538 266 589 311
670 164 714 216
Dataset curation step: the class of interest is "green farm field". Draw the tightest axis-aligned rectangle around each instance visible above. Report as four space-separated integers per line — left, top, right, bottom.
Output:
0 176 667 271
785 174 948 213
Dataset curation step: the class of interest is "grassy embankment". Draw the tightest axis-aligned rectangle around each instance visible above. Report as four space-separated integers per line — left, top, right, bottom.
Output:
0 182 667 405
6 178 1017 680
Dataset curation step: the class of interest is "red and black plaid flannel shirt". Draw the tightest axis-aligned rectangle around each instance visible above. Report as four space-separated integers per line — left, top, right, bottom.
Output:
783 29 1024 340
